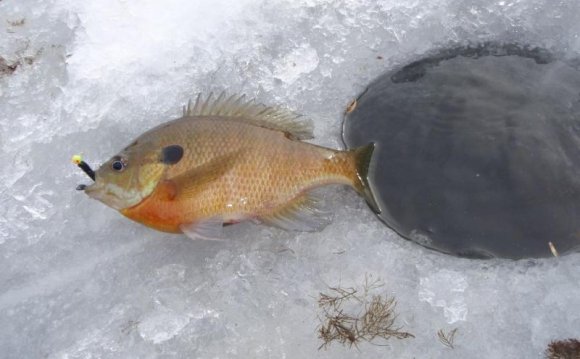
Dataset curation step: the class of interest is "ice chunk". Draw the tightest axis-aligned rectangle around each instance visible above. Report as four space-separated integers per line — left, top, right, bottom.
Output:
418 269 469 324
273 43 320 84
138 310 191 344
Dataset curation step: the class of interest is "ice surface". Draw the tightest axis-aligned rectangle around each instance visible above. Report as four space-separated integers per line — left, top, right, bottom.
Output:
1 0 580 358
418 269 469 324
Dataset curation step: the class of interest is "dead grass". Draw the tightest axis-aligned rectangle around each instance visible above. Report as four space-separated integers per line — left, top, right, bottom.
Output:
545 339 580 359
317 276 414 349
437 328 458 349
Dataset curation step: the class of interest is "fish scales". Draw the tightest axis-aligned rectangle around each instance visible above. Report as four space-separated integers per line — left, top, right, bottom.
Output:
121 117 355 232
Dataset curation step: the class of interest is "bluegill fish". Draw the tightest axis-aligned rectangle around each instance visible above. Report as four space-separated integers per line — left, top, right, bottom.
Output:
78 93 379 239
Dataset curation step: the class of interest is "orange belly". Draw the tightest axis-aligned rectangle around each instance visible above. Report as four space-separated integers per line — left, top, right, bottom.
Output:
120 184 184 233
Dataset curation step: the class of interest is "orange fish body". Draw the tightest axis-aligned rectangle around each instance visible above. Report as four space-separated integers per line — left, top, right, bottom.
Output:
83 94 378 239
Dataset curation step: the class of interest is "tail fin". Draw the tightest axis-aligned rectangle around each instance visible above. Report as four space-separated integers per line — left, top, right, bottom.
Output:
352 142 381 214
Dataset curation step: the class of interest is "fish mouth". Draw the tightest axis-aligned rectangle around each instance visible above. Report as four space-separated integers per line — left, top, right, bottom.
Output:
81 181 119 209
76 184 89 191
82 180 144 211
73 156 137 210
81 181 102 199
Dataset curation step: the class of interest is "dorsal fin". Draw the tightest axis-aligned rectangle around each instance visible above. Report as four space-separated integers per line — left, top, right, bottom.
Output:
182 92 314 140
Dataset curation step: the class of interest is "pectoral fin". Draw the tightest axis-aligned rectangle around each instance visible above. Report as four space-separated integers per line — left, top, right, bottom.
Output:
169 151 241 200
259 193 331 232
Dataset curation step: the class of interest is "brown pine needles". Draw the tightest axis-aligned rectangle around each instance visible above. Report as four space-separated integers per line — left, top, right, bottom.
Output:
545 339 580 359
437 328 458 349
317 276 414 349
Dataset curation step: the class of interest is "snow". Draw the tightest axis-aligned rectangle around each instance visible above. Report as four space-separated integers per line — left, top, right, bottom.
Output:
1 0 579 358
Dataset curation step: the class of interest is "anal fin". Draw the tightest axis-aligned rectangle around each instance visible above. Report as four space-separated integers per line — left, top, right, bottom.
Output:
259 193 331 232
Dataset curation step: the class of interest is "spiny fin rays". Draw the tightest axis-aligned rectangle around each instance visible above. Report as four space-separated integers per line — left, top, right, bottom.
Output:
182 92 314 140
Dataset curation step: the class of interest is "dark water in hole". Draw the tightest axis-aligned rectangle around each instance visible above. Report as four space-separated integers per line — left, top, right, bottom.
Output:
343 44 580 259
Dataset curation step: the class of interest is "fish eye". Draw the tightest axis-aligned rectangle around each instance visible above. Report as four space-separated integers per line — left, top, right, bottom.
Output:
111 158 126 172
